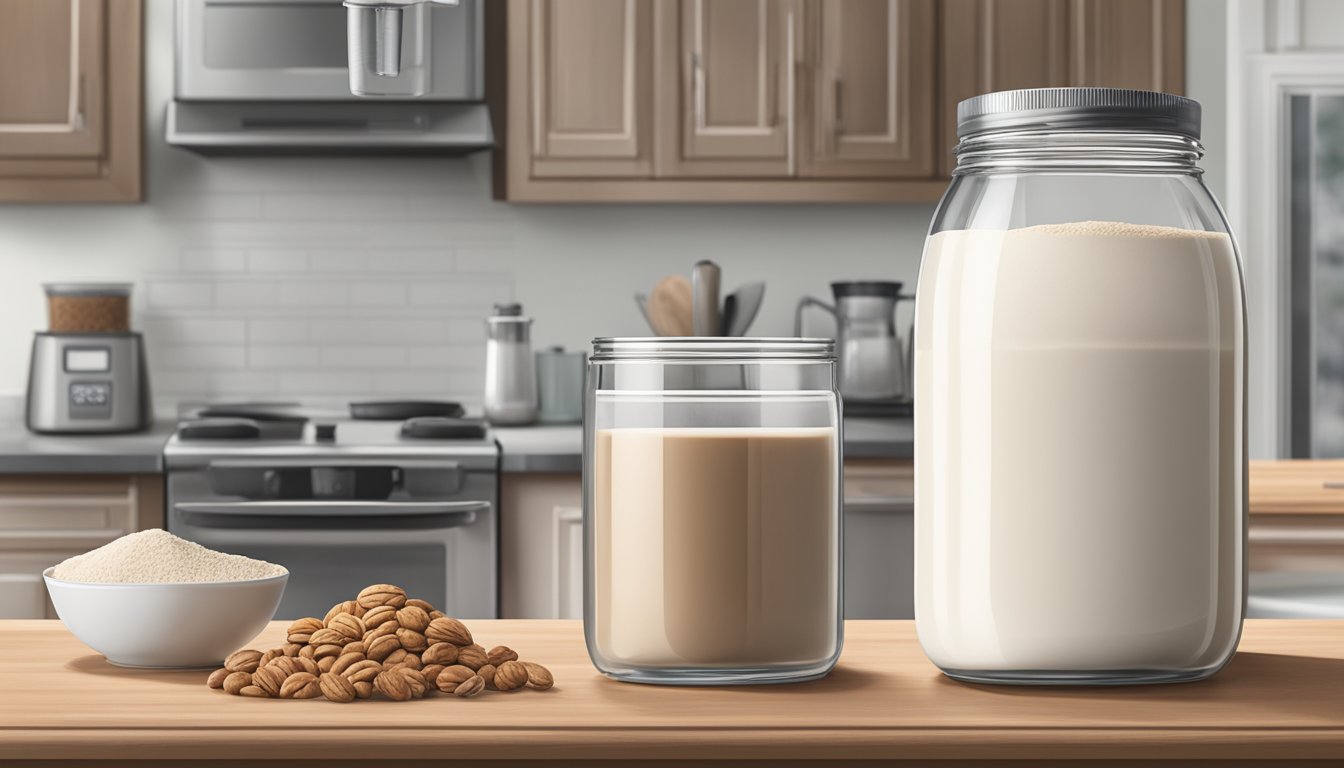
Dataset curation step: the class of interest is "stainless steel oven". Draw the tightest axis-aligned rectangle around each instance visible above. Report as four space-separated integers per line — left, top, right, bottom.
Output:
165 415 498 620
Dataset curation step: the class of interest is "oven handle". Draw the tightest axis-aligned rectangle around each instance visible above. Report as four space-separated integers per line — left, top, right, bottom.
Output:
175 500 486 523
207 458 463 471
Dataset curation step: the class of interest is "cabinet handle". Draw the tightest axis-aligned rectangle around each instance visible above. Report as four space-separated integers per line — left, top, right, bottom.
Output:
844 495 913 512
691 51 706 132
833 78 843 142
74 74 86 132
785 9 796 176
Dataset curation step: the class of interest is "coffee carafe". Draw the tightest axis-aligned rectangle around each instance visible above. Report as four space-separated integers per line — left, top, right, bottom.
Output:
795 281 912 402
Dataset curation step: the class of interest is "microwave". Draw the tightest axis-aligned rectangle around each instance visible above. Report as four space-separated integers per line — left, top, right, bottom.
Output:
168 0 491 154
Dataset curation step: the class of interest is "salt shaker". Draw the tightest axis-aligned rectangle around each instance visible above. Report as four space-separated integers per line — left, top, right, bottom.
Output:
483 303 538 425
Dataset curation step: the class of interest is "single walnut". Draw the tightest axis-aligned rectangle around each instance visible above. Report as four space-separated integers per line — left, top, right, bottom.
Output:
421 642 458 666
267 656 302 677
206 667 229 689
493 660 529 691
319 672 357 703
317 656 336 673
281 643 303 657
327 612 366 642
342 659 383 684
286 617 324 644
295 656 320 676
361 605 398 630
487 646 518 666
424 617 472 646
279 672 322 699
395 605 431 633
400 668 428 698
477 663 496 690
434 664 475 693
344 641 367 656
420 663 446 685
395 628 428 653
453 675 485 698
307 628 347 647
298 645 316 660
239 685 269 698
324 599 362 624
222 670 252 695
429 610 445 620
253 665 287 698
330 652 366 676
405 598 436 613
523 661 554 691
363 621 399 644
357 583 407 610
225 649 263 674
259 647 287 667
374 669 412 701
366 634 401 662
456 645 488 671
353 681 374 699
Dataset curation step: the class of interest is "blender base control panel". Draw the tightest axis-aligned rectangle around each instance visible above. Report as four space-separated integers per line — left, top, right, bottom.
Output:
69 381 113 419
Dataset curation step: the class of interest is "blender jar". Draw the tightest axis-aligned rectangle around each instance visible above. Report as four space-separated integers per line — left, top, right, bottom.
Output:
915 88 1246 685
584 338 842 685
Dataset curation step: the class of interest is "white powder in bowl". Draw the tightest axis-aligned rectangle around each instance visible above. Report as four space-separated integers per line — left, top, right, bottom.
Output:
51 529 287 584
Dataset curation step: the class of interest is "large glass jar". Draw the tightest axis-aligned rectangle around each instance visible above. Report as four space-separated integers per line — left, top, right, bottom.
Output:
914 89 1246 685
584 338 842 685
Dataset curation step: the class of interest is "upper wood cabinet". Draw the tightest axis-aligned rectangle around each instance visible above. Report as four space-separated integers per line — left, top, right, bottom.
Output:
0 0 142 203
492 0 1184 202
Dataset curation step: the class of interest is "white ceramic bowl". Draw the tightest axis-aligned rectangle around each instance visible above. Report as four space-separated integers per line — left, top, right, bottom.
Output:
43 568 287 668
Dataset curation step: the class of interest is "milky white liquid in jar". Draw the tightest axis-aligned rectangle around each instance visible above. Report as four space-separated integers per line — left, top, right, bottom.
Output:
915 221 1245 683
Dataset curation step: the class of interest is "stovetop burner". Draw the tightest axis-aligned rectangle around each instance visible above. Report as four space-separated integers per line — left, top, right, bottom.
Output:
171 400 487 444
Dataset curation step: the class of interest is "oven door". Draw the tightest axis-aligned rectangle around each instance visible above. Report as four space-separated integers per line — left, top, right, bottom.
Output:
170 500 495 620
175 0 482 101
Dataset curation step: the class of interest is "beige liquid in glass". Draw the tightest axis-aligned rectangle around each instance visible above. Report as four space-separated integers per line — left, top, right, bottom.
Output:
593 427 838 668
915 222 1244 673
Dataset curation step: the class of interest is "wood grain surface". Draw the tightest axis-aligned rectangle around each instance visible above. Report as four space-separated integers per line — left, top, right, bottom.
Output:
0 620 1341 763
1251 459 1344 515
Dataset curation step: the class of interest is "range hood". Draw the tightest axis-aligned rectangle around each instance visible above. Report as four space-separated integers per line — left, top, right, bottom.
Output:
168 0 490 156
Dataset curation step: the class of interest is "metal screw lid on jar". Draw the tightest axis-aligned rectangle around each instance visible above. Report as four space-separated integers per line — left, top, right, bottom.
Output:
590 337 834 361
956 87 1201 140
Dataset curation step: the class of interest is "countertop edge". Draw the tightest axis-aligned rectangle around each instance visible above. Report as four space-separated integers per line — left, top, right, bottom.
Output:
1 727 1340 761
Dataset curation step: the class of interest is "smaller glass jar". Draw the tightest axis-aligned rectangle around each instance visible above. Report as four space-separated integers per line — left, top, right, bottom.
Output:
584 338 842 685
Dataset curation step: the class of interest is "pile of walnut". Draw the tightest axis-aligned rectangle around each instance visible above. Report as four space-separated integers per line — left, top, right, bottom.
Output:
206 583 553 702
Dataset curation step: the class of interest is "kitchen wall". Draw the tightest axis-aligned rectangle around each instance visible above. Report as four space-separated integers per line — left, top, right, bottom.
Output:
0 3 1224 414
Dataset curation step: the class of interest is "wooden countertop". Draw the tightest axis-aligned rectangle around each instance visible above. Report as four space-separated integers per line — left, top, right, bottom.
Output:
1 620 1342 765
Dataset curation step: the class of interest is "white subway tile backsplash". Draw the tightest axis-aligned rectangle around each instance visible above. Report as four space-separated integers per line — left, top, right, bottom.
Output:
320 345 407 369
285 282 350 308
373 371 456 395
181 248 246 273
375 250 456 273
454 247 515 274
145 318 247 345
156 345 247 370
350 282 408 307
276 371 373 395
406 344 483 369
407 279 511 309
263 193 408 221
153 371 210 394
308 318 447 344
206 371 279 394
250 345 320 369
248 319 308 343
147 281 213 310
216 281 280 308
247 248 309 273
307 250 368 272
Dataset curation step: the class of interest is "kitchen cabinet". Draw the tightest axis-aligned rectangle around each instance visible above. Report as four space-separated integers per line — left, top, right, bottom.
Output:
0 0 143 203
843 458 914 619
0 474 162 619
499 473 582 619
938 0 1185 175
493 0 1181 202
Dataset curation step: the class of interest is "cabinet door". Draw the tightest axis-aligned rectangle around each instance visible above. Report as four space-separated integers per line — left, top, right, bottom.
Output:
655 0 795 177
842 460 914 620
499 473 583 619
0 0 141 202
525 0 653 178
799 0 936 179
1070 0 1185 92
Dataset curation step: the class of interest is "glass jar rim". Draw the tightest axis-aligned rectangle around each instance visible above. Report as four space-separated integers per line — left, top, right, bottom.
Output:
590 337 835 361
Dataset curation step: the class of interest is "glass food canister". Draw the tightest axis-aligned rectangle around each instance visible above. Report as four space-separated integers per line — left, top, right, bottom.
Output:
915 89 1246 685
584 338 842 685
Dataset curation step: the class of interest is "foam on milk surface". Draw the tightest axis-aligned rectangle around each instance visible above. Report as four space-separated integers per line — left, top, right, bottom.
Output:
915 221 1243 672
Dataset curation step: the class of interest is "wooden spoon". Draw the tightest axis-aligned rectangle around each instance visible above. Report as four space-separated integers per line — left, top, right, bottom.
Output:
646 275 694 336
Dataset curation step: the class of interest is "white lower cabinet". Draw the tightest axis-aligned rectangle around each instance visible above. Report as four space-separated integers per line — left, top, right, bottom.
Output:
843 459 915 619
0 475 163 619
500 473 584 619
